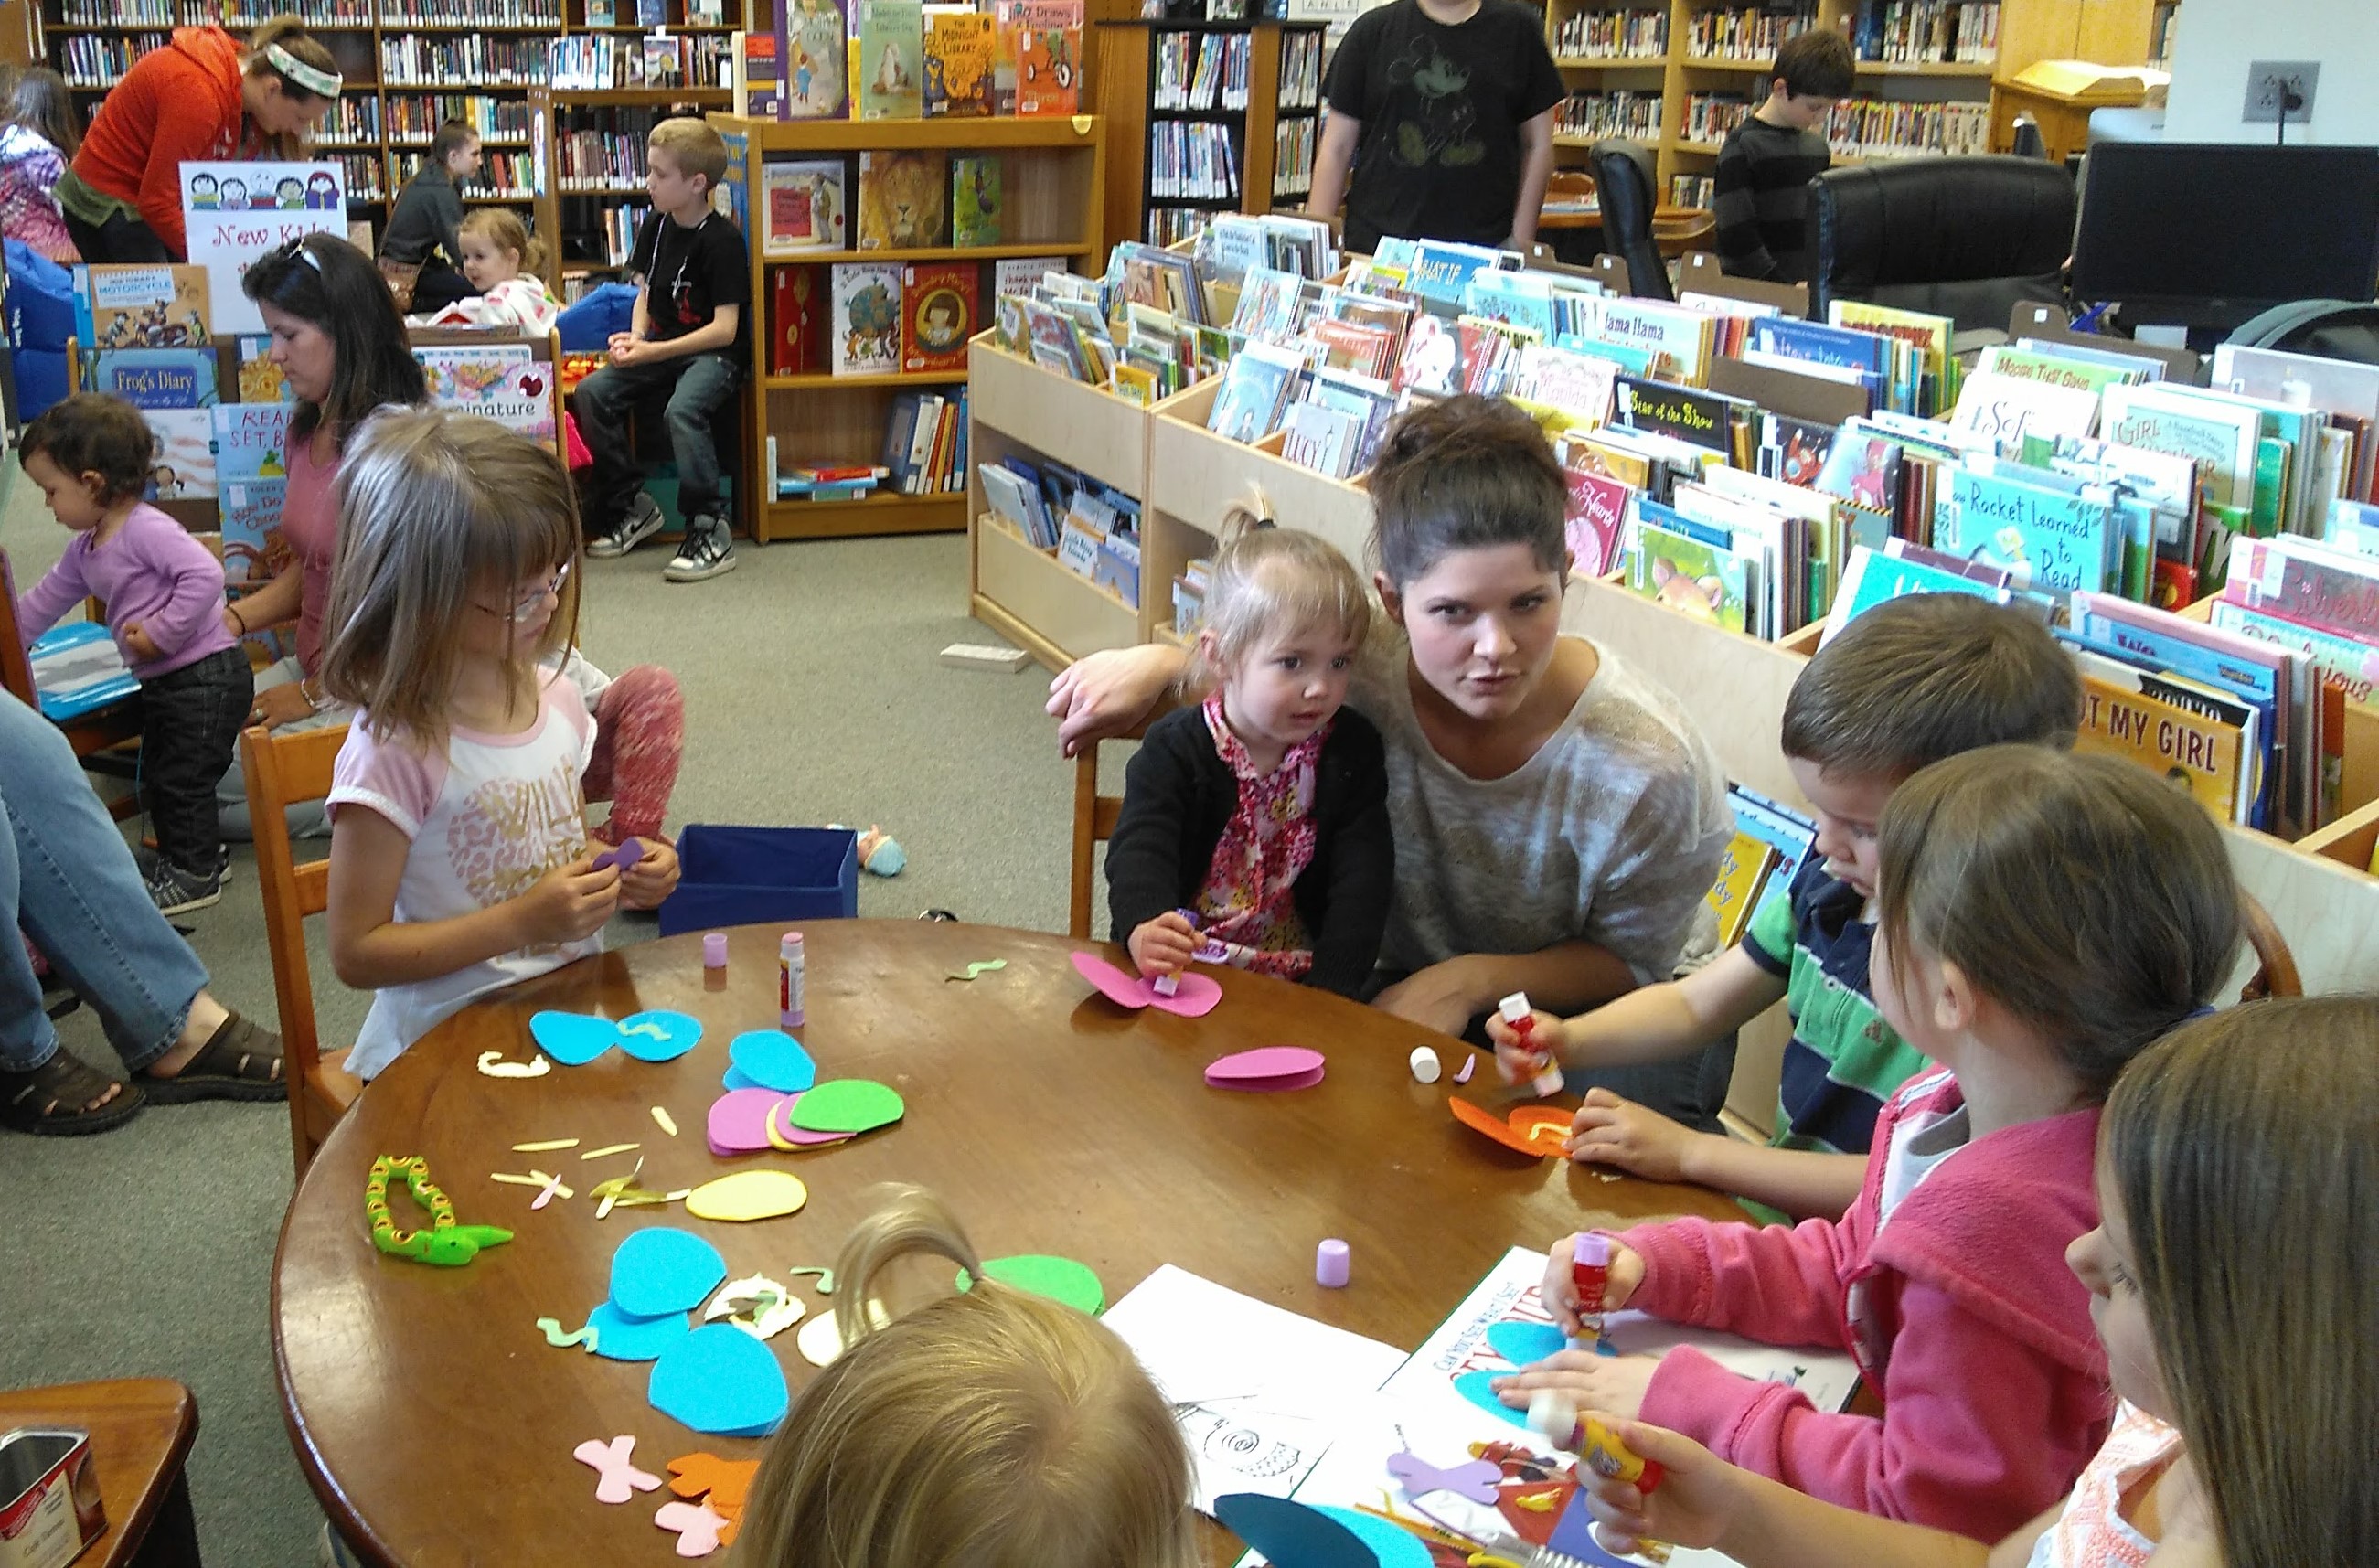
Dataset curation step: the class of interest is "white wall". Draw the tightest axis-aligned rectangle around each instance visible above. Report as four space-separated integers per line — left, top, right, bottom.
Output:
2163 0 2379 144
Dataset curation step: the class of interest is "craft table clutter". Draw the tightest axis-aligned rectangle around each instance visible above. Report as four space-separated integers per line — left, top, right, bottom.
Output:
272 920 1743 1565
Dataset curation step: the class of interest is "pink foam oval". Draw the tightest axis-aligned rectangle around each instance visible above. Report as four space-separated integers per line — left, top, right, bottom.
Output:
770 1093 855 1147
1070 951 1225 1018
707 1088 787 1155
1205 1046 1327 1088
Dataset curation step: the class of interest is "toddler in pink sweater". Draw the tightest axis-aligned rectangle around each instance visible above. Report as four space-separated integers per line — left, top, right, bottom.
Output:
1500 749 2244 1542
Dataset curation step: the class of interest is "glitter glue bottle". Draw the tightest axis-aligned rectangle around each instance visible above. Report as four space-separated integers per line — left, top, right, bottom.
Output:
779 932 805 1029
1527 1391 1665 1494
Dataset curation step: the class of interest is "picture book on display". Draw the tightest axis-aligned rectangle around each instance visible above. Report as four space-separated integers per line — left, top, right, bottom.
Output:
1011 0 1081 115
80 347 218 409
414 342 556 448
761 159 846 255
72 265 211 350
900 262 977 373
831 262 904 375
951 156 1002 247
858 150 949 249
782 0 849 118
923 8 995 115
858 0 926 119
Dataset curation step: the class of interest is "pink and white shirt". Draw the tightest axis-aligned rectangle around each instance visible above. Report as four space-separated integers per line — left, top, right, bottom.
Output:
2025 1403 2181 1568
328 677 599 1079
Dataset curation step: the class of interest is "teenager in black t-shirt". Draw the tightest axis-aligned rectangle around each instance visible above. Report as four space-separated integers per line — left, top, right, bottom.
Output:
1308 0 1565 256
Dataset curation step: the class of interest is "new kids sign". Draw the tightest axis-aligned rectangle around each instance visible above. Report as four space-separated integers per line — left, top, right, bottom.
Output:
180 161 347 337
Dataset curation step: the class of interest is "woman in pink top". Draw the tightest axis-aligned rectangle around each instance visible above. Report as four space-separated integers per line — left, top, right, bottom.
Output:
222 234 685 848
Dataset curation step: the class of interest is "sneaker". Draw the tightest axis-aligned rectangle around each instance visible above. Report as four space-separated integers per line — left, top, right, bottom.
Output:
144 859 222 916
663 515 739 583
586 493 667 560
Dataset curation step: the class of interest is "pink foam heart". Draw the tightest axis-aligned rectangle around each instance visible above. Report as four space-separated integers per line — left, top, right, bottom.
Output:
1070 951 1223 1018
769 1093 854 1147
706 1088 787 1155
1205 1046 1327 1091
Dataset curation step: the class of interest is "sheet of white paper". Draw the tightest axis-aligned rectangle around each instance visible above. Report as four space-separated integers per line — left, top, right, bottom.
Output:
1102 1264 1409 1513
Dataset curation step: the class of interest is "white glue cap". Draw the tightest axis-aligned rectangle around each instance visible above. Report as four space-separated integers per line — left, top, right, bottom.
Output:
1527 1389 1578 1445
1498 991 1532 1025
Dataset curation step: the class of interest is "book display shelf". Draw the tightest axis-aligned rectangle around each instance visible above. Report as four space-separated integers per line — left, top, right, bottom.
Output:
37 0 740 232
720 113 1105 543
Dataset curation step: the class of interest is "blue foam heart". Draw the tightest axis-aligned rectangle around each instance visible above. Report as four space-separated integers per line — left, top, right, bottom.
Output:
728 1029 816 1093
720 1065 766 1092
616 1009 703 1062
611 1227 728 1318
1451 1371 1534 1429
649 1323 790 1436
1314 1507 1434 1568
1212 1494 1377 1568
585 1299 690 1362
1488 1320 1570 1368
529 1009 621 1066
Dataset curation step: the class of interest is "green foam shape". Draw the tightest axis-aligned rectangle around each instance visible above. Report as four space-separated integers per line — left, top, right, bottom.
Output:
785 1079 905 1135
957 1254 1105 1315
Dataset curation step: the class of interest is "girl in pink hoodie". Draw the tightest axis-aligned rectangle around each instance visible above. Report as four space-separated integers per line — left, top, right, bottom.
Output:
1500 747 2243 1543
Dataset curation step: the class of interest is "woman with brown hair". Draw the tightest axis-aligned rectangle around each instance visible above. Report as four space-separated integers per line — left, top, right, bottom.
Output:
56 15 339 262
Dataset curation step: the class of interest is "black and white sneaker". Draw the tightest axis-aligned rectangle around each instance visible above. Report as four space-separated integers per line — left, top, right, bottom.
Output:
663 514 739 582
144 859 223 916
587 493 667 560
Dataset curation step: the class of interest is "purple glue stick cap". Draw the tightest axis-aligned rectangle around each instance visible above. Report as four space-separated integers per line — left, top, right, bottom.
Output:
702 932 729 968
1316 1238 1350 1288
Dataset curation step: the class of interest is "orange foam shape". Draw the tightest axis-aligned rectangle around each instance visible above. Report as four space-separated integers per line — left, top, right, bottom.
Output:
1449 1097 1570 1157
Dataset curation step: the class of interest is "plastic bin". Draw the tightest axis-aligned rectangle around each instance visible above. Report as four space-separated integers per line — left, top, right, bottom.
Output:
656 825 859 936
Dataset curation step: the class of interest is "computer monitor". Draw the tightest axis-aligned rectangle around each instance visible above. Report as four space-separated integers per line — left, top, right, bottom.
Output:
2070 142 2379 336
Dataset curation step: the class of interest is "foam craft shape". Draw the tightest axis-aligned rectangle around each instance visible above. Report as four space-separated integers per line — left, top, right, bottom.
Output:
706 1088 789 1156
649 1323 790 1437
1386 1451 1501 1505
616 1010 703 1063
585 1299 691 1362
528 1008 702 1066
768 1095 852 1148
1488 1320 1570 1369
611 1228 729 1317
590 837 643 873
795 1300 890 1368
1315 1506 1435 1568
1451 1370 1535 1430
727 1030 816 1093
1211 1494 1378 1568
574 1435 662 1504
476 1051 550 1078
703 1275 805 1341
958 1254 1105 1315
667 1453 759 1510
1204 1045 1327 1091
720 1065 766 1093
1067 951 1223 1017
1449 1097 1572 1157
653 1499 731 1558
785 1079 905 1135
683 1170 809 1222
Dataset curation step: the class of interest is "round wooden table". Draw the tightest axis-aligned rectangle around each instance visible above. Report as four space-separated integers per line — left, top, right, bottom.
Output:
275 921 1744 1566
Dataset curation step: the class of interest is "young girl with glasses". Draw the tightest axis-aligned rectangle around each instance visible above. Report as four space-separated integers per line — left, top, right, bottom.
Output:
317 406 678 1081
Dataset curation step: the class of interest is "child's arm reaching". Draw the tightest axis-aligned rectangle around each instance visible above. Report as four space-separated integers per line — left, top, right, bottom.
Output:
14 551 90 645
1488 945 1785 1081
1567 1092 1868 1220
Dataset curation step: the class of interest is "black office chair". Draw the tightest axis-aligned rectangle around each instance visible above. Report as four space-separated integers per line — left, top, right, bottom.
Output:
2009 115 2049 160
1808 155 2075 337
1590 139 1670 301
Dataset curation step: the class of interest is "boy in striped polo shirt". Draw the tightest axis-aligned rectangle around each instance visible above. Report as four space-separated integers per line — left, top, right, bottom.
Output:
1488 594 2080 1220
1712 28 1853 284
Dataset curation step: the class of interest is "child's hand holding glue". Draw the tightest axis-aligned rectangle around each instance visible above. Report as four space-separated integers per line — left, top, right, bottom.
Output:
1488 990 1567 1096
1127 909 1200 995
1539 1232 1645 1335
1528 1396 1746 1562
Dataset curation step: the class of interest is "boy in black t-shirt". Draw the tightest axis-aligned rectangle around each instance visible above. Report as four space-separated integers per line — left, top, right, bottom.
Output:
575 116 752 583
1307 0 1565 256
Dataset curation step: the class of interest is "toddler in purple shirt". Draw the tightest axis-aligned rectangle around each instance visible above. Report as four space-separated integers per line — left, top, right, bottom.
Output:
15 394 253 914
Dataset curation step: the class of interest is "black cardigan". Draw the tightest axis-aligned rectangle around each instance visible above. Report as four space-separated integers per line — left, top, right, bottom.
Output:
1104 703 1394 997
381 165 464 270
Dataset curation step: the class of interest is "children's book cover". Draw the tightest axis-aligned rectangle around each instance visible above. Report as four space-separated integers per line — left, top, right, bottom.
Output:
1593 299 1714 386
81 347 219 409
143 409 217 501
74 264 212 350
900 261 978 373
1934 466 2118 594
1616 376 1734 455
858 0 926 120
831 262 905 375
1011 0 1081 116
1205 344 1299 443
950 156 1002 247
761 158 846 254
783 0 850 119
413 343 556 446
235 335 292 402
923 10 995 115
857 150 950 249
771 265 826 376
1562 464 1629 577
1628 518 1750 632
1516 344 1616 425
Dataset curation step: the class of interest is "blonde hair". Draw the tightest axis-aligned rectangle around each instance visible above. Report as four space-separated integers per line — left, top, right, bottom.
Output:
318 407 581 744
2104 997 2379 1568
1876 747 2241 1099
1196 503 1372 675
648 114 730 193
729 1187 1198 1568
458 206 549 282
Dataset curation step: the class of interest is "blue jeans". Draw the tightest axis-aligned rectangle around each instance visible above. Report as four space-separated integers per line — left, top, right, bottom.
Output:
571 350 741 525
1 689 208 1072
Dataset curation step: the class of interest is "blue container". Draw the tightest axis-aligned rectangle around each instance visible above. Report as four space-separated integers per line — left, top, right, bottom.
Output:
656 825 859 937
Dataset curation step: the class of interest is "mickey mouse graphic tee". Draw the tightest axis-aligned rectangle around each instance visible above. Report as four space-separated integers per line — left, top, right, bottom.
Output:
1322 0 1564 255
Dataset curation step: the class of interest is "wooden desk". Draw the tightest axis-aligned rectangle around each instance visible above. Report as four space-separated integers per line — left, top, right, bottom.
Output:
0 1380 199 1568
274 921 1744 1567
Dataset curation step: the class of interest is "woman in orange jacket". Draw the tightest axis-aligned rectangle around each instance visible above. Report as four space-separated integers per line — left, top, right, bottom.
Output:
57 16 339 262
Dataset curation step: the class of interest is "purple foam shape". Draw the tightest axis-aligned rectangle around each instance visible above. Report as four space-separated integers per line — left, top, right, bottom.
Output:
590 837 643 874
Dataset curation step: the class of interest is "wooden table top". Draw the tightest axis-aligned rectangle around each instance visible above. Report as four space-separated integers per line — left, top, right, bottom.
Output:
274 921 1744 1567
0 1378 196 1568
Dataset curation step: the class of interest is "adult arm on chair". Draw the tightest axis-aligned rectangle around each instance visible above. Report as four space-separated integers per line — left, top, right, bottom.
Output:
1307 112 1360 227
1507 110 1556 250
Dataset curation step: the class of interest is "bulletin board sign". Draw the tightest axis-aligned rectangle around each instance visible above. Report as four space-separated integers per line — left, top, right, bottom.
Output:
179 160 348 337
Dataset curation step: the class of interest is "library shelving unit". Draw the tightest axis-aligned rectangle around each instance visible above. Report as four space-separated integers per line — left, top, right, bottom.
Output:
530 77 738 297
717 112 1105 545
1093 17 1326 249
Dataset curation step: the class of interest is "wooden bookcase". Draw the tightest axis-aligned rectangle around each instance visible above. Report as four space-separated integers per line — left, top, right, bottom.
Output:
530 80 737 296
716 112 1105 544
1093 17 1324 250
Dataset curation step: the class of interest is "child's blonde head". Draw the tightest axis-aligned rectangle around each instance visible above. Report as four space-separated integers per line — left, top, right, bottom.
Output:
458 206 548 281
2104 997 2379 1568
319 407 581 741
648 115 730 195
1875 746 2239 1098
1196 504 1372 677
731 1186 1197 1568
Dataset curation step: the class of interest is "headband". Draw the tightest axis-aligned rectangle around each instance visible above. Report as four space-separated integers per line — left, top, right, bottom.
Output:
263 41 342 99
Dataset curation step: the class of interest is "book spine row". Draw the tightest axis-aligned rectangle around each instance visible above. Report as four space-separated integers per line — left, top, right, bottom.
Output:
1851 0 2000 63
340 152 388 202
1153 30 1250 112
1278 30 1321 109
325 96 385 144
1556 91 1660 142
1670 173 1712 210
382 33 551 86
59 34 166 88
386 93 534 140
1555 7 1666 59
1684 4 1814 61
560 127 653 191
1148 120 1239 201
1824 97 1989 155
597 202 652 266
390 147 537 197
1147 207 1213 247
379 0 561 23
59 0 371 21
1274 116 1316 201
1683 91 1752 144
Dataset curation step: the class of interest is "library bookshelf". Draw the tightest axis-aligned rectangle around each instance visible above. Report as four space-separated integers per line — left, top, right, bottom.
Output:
717 112 1105 544
531 81 738 295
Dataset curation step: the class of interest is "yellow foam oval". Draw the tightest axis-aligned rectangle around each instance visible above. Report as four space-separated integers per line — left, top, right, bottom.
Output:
683 1169 809 1222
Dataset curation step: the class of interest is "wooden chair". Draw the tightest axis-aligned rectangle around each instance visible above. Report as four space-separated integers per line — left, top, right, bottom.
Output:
0 1379 200 1568
1067 715 1154 941
240 720 363 1176
2239 888 2302 1001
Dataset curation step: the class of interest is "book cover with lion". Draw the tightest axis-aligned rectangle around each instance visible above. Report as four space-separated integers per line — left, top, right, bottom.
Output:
858 0 925 119
900 261 978 373
857 150 950 249
923 9 994 115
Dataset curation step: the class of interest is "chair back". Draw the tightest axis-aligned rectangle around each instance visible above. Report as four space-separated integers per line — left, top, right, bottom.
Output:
1068 715 1157 941
2238 888 2302 1002
240 720 359 1175
0 549 35 709
1808 155 2075 334
1589 139 1670 302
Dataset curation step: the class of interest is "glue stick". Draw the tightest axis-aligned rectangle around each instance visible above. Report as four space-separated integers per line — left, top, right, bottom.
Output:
1527 1391 1664 1494
1572 1232 1610 1334
1501 990 1564 1097
779 932 805 1029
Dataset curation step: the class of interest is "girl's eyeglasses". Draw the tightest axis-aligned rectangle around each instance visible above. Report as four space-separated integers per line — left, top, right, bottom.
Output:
481 562 571 624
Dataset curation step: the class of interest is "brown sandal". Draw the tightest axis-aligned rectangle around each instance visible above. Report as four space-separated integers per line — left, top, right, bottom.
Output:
140 1012 287 1104
0 1051 145 1136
